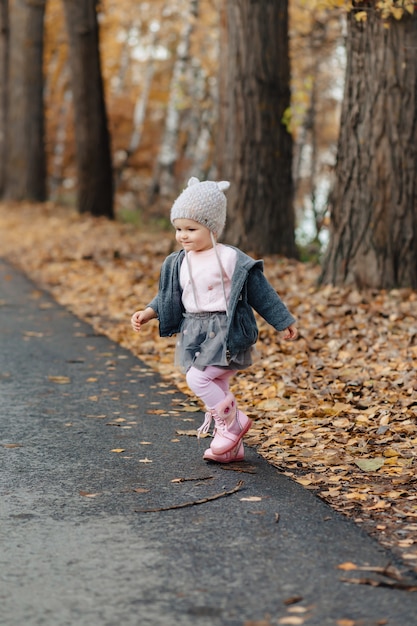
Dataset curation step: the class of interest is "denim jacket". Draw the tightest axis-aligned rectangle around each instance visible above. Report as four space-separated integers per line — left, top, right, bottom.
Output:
147 246 295 357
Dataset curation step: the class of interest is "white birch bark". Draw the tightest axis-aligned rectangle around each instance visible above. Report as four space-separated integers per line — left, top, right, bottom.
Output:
115 25 137 96
152 0 199 198
184 62 218 180
115 24 157 188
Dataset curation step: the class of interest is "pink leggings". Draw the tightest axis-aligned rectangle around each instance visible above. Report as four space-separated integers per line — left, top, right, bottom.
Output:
186 366 235 409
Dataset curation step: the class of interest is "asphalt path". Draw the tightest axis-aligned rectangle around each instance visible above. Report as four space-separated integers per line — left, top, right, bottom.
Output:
1 257 416 626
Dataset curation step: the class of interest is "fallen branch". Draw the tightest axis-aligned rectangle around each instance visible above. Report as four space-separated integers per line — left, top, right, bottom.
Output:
340 576 417 591
219 464 257 474
338 562 402 580
171 475 213 483
134 480 244 512
339 562 417 591
353 563 403 581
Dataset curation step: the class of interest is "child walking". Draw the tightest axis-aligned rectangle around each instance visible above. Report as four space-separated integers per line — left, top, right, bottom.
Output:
131 177 297 463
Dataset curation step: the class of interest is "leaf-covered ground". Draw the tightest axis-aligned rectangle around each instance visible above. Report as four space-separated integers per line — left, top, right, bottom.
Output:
1 202 416 570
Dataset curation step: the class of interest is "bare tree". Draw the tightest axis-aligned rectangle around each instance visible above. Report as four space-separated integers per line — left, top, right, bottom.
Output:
218 0 297 257
320 10 417 289
4 0 46 201
63 0 114 218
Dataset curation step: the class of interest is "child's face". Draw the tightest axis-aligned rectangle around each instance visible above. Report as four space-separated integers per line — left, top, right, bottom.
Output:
174 218 214 252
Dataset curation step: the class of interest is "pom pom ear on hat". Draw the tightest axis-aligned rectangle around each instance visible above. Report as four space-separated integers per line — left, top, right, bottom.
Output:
170 176 230 236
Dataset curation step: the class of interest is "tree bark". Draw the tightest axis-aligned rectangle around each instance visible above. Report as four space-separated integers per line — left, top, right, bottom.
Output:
115 25 157 191
0 0 7 196
63 0 114 218
151 0 199 200
320 12 417 289
218 0 297 258
4 0 46 201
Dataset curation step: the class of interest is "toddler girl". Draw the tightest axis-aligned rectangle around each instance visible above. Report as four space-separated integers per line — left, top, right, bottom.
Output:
131 177 297 463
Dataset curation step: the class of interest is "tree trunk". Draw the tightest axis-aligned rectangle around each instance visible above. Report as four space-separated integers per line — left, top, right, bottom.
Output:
218 0 297 258
0 0 8 196
4 0 46 201
320 12 417 289
63 0 114 218
151 0 199 201
115 25 157 191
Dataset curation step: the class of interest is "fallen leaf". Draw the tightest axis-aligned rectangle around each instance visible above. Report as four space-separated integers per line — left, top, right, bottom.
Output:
283 596 303 606
79 491 101 498
278 617 305 625
337 562 358 571
48 375 70 384
354 458 385 472
180 405 201 412
176 429 207 437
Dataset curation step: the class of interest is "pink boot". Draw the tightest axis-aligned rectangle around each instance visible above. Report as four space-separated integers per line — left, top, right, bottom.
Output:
210 393 252 455
203 441 244 463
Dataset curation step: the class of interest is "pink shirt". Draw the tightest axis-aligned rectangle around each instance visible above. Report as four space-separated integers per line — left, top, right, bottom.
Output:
180 244 237 313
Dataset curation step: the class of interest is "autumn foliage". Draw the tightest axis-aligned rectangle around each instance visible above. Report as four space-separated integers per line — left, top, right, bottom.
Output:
1 201 416 571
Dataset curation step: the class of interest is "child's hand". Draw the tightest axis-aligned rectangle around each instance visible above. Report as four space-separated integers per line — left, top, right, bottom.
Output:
282 324 298 340
131 307 157 332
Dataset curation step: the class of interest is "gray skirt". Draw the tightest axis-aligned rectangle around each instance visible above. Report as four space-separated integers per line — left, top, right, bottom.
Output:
175 311 254 372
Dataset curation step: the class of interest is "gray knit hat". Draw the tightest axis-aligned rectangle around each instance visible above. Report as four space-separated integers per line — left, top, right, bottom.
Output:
170 177 230 236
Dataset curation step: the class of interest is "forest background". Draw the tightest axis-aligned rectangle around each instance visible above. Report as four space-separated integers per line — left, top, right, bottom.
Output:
0 0 417 576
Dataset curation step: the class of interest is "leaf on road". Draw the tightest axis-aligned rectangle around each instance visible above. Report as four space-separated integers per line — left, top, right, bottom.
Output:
79 491 101 498
48 375 71 384
337 562 358 571
278 616 305 625
240 496 263 502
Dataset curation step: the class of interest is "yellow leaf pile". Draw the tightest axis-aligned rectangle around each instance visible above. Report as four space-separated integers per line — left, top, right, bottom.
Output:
1 201 416 570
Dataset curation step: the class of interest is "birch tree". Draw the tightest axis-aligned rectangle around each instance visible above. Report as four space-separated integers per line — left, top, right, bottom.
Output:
114 22 158 189
291 9 344 250
151 0 199 199
320 5 417 289
218 0 297 257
